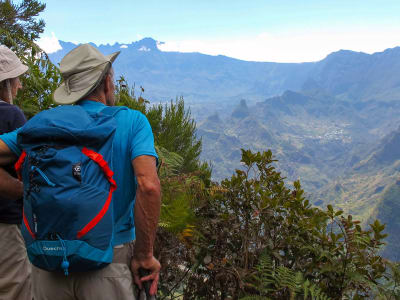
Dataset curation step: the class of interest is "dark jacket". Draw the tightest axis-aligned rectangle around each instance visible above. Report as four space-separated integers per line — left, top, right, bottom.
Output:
0 100 26 224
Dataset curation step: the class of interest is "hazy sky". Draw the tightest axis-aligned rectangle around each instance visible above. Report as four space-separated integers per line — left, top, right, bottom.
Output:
38 0 400 62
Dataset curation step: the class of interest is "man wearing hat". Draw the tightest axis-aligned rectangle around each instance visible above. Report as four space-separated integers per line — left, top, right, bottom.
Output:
0 45 32 300
0 44 161 299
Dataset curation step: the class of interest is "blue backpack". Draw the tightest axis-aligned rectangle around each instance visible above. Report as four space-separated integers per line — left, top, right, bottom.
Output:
15 105 125 275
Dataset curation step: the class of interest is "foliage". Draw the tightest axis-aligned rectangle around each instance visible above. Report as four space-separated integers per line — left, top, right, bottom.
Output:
156 97 202 173
181 149 390 299
114 81 212 297
0 0 45 54
115 77 210 176
241 253 330 300
154 149 208 299
14 52 60 118
0 0 60 118
370 261 400 299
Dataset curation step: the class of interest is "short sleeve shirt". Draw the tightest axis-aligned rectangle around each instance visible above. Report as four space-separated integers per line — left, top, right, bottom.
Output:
0 100 158 245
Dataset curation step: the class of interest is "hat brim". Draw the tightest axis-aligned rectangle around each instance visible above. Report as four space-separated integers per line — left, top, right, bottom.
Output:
0 64 28 82
53 81 95 105
53 50 120 105
107 51 120 64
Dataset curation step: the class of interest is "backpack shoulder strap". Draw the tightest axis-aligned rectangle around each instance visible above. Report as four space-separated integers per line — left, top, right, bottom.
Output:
101 106 128 117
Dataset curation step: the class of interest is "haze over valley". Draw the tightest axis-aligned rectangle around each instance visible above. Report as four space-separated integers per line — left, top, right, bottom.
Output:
48 38 400 259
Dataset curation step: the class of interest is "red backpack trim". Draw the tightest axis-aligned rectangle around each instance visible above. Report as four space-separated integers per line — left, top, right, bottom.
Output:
15 150 27 181
77 147 117 239
16 152 36 239
23 209 36 239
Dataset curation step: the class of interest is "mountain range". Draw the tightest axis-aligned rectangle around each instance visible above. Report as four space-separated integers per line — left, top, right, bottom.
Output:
313 126 400 260
49 38 400 259
50 38 400 105
50 38 314 106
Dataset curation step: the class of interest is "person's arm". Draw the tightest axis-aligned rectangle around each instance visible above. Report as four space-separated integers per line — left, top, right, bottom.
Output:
0 106 24 165
130 155 161 296
0 167 23 200
0 139 17 166
0 140 22 200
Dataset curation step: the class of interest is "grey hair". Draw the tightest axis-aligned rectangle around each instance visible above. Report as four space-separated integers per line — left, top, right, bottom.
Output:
6 79 12 104
0 79 13 104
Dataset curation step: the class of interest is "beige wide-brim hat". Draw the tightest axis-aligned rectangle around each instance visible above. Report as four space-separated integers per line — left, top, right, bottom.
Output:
0 45 28 82
53 44 120 105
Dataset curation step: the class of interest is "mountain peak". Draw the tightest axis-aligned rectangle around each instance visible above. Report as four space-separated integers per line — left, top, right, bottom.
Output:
324 49 367 60
134 37 161 51
115 38 162 52
320 49 370 66
207 113 221 123
231 99 250 119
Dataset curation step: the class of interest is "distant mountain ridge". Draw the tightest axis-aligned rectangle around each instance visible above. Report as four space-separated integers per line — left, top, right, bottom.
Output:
49 38 316 105
49 38 400 108
303 48 400 102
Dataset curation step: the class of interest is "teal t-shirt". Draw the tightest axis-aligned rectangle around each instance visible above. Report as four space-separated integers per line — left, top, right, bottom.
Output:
0 100 158 245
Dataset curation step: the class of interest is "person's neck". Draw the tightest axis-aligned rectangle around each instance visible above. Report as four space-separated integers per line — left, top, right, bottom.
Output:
0 98 10 104
85 96 106 105
0 92 10 104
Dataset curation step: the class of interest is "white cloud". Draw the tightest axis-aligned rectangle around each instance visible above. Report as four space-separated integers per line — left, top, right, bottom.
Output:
158 27 400 63
138 46 150 52
120 45 128 49
37 32 62 54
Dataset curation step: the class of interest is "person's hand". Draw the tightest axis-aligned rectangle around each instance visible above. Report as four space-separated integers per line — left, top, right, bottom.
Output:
131 255 161 296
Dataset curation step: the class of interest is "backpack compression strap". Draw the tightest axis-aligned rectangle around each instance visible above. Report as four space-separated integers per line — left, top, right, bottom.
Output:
23 208 36 239
15 150 27 180
77 147 117 239
14 151 36 239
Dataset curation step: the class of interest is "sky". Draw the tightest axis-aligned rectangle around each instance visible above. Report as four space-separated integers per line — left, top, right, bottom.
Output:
37 0 400 62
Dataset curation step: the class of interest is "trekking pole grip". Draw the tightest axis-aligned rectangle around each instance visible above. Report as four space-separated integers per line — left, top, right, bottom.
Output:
139 268 156 300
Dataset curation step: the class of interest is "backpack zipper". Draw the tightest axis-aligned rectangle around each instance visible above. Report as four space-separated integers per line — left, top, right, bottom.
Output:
31 166 56 187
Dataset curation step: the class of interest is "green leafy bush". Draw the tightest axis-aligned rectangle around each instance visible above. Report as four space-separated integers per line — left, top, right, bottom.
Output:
182 149 390 299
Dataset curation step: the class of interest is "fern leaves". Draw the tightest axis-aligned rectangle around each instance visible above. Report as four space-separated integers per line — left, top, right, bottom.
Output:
242 253 330 300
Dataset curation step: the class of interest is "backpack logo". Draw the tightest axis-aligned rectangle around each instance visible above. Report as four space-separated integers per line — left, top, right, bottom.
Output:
43 246 63 252
72 163 82 182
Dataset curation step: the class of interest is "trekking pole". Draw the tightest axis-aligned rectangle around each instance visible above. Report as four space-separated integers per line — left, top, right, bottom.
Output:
139 268 156 300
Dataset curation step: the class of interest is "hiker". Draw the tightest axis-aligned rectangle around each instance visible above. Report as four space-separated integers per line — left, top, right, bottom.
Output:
0 44 161 299
0 45 32 300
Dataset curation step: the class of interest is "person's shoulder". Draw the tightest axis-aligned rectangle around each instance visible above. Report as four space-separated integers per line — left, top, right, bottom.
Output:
12 105 26 120
0 103 26 131
0 101 13 110
2 102 21 111
0 103 25 118
115 106 146 120
10 104 24 115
